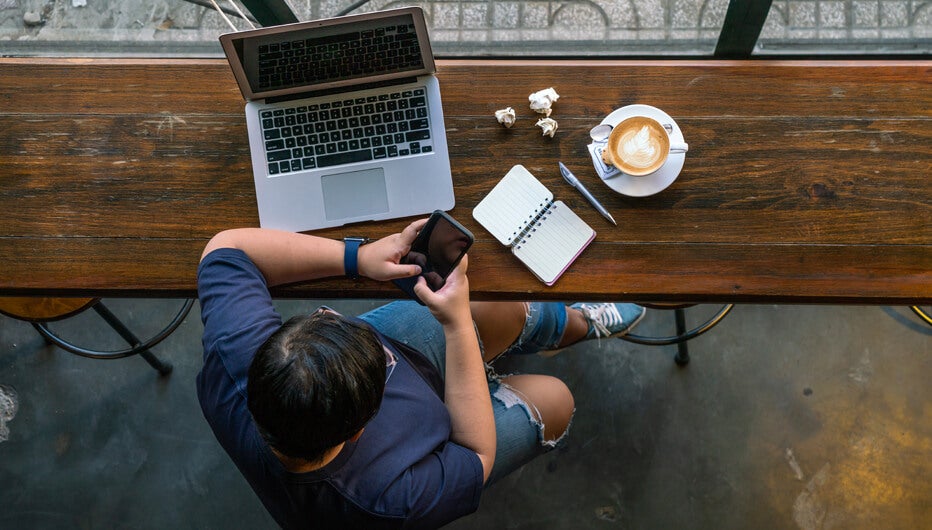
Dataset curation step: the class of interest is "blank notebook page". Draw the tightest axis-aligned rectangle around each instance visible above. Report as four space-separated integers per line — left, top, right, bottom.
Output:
473 166 552 246
512 201 595 285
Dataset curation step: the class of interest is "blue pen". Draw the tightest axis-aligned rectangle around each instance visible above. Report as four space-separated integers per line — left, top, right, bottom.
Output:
558 161 617 225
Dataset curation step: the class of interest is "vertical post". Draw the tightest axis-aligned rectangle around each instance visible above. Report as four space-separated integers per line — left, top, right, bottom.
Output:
239 0 298 27
673 308 690 366
714 0 774 58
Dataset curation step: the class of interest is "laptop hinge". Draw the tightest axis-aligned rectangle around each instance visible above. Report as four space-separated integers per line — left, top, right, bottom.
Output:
264 76 421 105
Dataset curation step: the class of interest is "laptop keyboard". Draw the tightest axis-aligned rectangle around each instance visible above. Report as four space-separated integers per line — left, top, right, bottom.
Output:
260 87 432 175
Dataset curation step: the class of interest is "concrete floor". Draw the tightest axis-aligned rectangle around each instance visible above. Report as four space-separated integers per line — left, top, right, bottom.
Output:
0 300 929 529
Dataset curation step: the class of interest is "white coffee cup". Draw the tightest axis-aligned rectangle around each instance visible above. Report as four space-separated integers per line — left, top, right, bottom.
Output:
592 116 688 176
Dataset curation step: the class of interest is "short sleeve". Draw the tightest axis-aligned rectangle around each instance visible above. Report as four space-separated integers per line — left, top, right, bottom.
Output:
197 247 282 400
394 441 484 529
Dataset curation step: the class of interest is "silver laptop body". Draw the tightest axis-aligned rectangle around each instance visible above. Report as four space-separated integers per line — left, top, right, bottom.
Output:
220 7 454 232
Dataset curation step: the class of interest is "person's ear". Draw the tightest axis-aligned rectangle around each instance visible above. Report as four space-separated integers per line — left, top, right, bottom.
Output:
348 428 365 442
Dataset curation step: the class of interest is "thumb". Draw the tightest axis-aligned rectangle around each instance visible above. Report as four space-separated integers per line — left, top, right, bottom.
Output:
388 263 422 280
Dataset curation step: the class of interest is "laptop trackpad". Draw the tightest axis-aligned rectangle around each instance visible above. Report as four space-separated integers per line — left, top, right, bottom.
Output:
321 168 390 221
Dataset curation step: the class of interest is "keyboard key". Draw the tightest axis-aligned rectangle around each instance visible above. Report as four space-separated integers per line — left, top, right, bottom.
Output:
406 130 430 142
373 147 387 159
267 150 291 162
265 139 284 151
268 163 279 174
409 118 429 130
317 149 373 167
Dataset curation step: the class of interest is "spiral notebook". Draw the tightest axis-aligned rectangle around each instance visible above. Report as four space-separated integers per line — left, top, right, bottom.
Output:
473 165 596 286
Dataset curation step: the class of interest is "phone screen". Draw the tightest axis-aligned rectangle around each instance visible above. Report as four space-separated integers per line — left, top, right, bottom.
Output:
394 211 474 301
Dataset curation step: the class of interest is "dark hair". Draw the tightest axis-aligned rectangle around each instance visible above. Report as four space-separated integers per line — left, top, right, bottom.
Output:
247 310 386 463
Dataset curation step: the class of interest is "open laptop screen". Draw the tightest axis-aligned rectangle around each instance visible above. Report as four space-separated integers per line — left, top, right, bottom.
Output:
221 8 436 101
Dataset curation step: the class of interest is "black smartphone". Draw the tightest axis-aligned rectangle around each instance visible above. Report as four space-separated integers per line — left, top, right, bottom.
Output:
392 210 474 303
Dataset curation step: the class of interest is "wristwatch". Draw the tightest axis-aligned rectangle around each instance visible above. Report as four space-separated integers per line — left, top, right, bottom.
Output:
343 237 370 279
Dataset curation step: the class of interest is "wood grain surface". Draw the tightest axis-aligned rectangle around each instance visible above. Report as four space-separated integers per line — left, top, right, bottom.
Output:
1 58 929 303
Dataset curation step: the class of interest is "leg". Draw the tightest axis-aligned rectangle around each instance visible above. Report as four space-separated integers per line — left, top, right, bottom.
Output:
486 374 575 485
673 307 690 366
499 374 574 441
471 301 595 361
93 303 173 375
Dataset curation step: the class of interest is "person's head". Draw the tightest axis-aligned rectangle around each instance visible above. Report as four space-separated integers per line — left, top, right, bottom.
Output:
247 308 386 464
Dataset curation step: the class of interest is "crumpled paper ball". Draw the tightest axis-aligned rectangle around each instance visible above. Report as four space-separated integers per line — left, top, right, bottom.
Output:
528 87 560 117
536 117 558 137
494 107 516 128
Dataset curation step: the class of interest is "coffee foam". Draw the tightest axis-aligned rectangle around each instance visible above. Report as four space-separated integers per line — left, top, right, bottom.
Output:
608 116 669 175
621 125 659 168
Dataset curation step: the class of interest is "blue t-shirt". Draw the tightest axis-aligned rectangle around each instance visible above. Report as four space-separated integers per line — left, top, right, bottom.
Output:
196 248 483 529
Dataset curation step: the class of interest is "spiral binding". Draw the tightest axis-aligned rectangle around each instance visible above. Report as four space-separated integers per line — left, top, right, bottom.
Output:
514 201 557 250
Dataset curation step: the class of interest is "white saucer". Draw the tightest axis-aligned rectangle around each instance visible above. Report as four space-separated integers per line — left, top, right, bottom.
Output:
593 104 686 197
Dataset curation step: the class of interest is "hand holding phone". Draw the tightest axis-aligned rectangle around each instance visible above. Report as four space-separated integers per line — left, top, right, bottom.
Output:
393 210 474 304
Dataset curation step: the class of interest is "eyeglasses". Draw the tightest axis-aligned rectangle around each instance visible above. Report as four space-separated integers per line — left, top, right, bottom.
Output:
312 306 396 383
385 349 397 383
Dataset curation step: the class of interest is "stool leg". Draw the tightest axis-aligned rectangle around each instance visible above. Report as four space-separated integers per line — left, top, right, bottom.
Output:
92 302 173 376
673 308 690 366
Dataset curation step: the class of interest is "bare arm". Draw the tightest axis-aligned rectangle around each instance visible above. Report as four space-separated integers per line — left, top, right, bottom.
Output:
200 220 427 287
415 258 496 482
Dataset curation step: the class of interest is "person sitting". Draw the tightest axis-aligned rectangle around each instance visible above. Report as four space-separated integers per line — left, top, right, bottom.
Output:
196 218 644 528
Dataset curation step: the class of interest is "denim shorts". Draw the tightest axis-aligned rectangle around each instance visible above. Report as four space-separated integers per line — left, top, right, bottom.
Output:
359 300 570 485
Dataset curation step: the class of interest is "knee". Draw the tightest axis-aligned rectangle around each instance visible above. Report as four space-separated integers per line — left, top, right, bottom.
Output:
502 374 574 442
540 377 575 440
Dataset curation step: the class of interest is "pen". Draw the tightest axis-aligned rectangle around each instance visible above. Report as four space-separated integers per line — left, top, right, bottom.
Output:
558 161 617 225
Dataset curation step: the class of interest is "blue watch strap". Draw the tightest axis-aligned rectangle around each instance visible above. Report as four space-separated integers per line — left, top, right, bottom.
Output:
343 237 367 279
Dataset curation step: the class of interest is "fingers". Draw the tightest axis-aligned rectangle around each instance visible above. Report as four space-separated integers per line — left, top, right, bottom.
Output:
412 275 434 303
457 254 469 274
401 218 429 245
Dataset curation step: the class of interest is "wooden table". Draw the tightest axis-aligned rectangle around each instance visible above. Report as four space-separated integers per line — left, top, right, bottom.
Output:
1 58 929 304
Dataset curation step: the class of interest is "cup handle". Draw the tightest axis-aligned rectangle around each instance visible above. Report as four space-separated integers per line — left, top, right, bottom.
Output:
670 141 688 154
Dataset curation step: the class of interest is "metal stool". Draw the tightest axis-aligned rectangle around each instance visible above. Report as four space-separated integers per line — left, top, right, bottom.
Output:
620 303 735 366
910 306 932 327
0 297 194 376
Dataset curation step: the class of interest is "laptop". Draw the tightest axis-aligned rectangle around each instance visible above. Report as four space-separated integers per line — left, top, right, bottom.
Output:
220 7 455 232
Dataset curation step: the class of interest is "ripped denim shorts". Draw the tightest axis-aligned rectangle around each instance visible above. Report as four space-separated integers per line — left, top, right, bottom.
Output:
359 300 572 486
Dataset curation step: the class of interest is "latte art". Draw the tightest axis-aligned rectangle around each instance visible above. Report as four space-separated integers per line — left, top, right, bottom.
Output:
621 125 661 168
605 116 671 176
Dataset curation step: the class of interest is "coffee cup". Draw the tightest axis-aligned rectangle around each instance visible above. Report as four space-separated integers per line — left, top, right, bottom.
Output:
595 116 688 176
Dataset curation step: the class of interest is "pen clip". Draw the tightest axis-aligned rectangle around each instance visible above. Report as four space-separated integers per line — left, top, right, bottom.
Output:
558 161 577 185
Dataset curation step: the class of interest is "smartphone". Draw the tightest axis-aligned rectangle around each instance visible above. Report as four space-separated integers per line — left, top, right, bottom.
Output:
392 210 474 303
